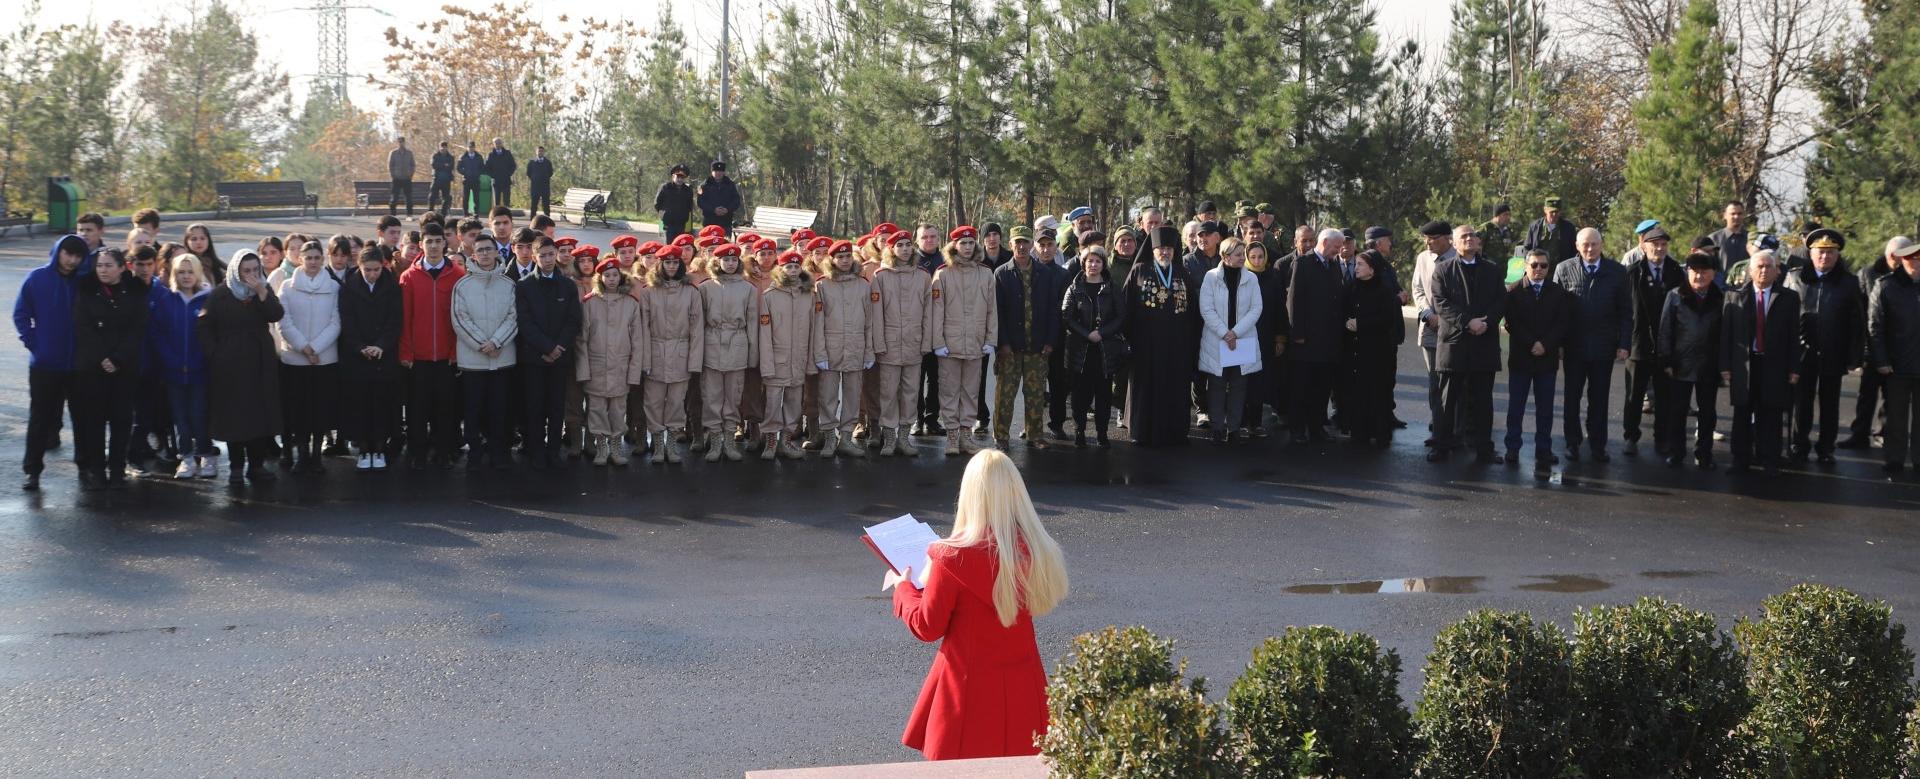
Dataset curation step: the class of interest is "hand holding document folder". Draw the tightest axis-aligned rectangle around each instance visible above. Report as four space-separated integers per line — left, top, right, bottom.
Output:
862 514 941 590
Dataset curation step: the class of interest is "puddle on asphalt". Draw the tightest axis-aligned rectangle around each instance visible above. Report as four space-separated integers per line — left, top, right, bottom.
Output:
1282 570 1715 595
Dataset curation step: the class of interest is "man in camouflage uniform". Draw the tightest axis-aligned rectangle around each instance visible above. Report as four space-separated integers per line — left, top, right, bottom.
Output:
991 227 1063 449
1479 202 1518 264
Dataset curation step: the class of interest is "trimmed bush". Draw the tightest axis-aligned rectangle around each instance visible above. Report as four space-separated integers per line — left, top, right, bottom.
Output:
1224 625 1414 778
1905 699 1920 777
1415 609 1573 778
1569 597 1748 777
1042 626 1225 778
1728 583 1915 778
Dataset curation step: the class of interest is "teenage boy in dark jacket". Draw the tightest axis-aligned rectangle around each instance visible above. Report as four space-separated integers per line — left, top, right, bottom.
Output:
13 235 89 491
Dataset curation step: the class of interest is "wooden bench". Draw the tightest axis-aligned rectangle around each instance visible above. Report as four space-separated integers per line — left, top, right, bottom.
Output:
551 187 611 227
0 203 32 237
351 180 434 214
215 181 317 217
747 206 819 243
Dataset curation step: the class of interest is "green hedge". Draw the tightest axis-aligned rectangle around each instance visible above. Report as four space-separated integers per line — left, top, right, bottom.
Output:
1414 610 1574 778
1041 626 1226 778
1569 597 1748 777
1224 626 1413 778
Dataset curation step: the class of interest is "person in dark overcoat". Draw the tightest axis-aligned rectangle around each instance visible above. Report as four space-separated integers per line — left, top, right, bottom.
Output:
1342 249 1404 448
200 250 285 485
1721 251 1801 473
1428 225 1507 463
1502 249 1570 471
1780 228 1865 464
1282 229 1347 444
1061 246 1127 447
1122 226 1199 446
1551 227 1631 460
72 248 150 488
1623 227 1684 457
1659 252 1725 468
337 245 403 470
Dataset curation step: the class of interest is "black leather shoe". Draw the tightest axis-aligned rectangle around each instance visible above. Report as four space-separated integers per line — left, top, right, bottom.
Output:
1565 448 1581 462
1476 451 1504 465
1837 436 1869 450
1622 440 1639 457
1592 449 1612 463
1664 455 1683 468
1787 448 1810 463
1816 452 1836 465
1392 417 1409 429
1505 450 1520 468
1695 455 1714 470
21 473 39 492
1426 448 1450 463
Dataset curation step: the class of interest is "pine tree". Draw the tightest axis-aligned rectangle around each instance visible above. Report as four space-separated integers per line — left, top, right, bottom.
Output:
1804 0 1920 247
1613 0 1736 248
133 1 288 209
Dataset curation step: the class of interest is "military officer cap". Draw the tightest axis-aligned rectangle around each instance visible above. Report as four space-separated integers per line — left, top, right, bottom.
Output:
1009 226 1033 242
1543 196 1563 209
1256 203 1275 215
1634 219 1661 236
1419 220 1452 238
1235 204 1258 219
1806 228 1845 251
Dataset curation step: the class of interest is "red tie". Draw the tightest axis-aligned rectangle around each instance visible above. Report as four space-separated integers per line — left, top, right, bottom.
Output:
1756 290 1767 353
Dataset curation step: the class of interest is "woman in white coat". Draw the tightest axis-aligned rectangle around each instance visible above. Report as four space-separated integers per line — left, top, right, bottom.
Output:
1199 237 1263 444
275 240 342 472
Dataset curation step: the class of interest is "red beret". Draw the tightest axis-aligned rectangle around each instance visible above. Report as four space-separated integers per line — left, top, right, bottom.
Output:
637 240 663 254
854 234 874 248
871 222 901 238
695 235 723 249
791 228 817 243
655 244 683 260
805 236 833 252
609 235 639 249
712 243 742 258
888 230 913 246
569 245 600 260
554 236 579 248
736 232 762 246
830 239 854 255
670 234 695 247
949 226 976 241
698 224 726 239
593 257 621 275
776 250 803 266
754 238 778 253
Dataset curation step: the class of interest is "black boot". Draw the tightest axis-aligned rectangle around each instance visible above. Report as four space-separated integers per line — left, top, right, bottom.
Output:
247 442 276 483
228 445 247 486
1095 425 1109 448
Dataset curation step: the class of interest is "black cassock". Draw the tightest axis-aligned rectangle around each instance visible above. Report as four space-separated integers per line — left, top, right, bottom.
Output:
1123 259 1201 446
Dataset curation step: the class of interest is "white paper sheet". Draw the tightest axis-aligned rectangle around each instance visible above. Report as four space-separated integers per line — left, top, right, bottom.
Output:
1218 340 1256 368
864 514 941 589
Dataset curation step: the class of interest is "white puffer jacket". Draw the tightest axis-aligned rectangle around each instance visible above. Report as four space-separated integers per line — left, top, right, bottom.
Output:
1198 264 1263 376
275 268 341 366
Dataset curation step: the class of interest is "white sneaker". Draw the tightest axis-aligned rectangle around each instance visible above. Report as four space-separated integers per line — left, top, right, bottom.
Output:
196 456 217 479
372 453 388 470
356 453 372 471
174 459 196 480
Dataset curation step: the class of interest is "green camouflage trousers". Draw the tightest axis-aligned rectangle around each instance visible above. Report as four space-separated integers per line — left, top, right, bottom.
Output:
993 350 1048 441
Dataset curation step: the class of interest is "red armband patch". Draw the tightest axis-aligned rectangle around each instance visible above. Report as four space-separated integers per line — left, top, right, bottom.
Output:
930 288 941 300
870 291 881 303
759 314 772 326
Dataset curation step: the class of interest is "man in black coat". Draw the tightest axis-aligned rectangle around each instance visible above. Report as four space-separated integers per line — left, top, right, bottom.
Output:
1428 224 1508 463
697 160 743 235
1722 251 1801 474
1659 252 1725 468
653 164 695 243
457 141 485 216
1846 237 1911 448
1551 227 1632 461
429 141 456 214
485 138 517 211
1781 228 1866 464
1868 239 1920 473
516 236 584 469
1282 228 1347 443
1502 248 1570 471
1622 226 1684 457
1523 196 1580 265
525 145 554 216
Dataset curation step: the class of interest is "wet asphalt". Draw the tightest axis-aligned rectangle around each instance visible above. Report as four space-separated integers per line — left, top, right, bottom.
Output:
0 218 1916 777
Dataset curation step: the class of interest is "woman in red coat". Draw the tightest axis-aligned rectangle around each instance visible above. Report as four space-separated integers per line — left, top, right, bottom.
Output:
889 449 1070 760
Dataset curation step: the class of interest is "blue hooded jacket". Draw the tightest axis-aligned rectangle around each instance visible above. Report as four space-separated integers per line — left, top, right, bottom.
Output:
12 235 89 370
148 282 213 385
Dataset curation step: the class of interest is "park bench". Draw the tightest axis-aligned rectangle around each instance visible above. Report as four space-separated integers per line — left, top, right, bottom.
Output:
0 199 32 237
352 180 434 215
551 187 611 227
747 206 819 243
215 180 317 217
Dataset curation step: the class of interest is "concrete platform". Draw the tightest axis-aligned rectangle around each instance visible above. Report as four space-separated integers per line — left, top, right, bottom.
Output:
748 756 1045 778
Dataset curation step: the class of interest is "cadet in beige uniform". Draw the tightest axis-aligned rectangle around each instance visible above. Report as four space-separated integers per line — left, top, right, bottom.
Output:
576 257 646 466
638 244 704 464
870 230 932 456
699 243 757 462
929 226 999 454
759 251 816 459
812 240 879 458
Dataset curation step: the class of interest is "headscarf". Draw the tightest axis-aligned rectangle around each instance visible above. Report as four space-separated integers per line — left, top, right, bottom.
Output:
228 250 262 300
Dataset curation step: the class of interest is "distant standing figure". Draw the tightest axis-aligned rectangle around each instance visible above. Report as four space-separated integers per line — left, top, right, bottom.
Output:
386 136 416 216
697 160 742 236
526 145 554 216
888 449 1068 761
654 164 696 242
428 141 456 213
457 141 485 216
486 138 517 211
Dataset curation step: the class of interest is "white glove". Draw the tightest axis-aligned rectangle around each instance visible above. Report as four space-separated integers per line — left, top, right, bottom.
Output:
863 360 875 370
982 344 995 355
816 360 830 371
934 347 950 358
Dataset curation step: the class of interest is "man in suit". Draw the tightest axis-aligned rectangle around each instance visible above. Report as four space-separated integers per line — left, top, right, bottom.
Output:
1622 226 1684 457
1782 228 1865 464
1283 228 1347 443
1552 227 1632 461
457 141 485 216
1503 248 1570 471
428 141 456 214
1429 224 1508 463
1722 251 1801 474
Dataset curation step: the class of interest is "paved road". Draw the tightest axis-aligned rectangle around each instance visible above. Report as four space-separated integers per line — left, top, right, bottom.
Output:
1 219 1915 777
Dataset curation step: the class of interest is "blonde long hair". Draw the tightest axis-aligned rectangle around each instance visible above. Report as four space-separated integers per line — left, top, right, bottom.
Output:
946 450 1068 627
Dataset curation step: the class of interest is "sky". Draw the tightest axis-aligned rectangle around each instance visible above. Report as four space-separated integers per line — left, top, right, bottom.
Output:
20 0 1453 108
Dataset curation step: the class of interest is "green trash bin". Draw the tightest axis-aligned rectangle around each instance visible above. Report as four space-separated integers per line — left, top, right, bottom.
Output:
467 174 493 215
47 177 85 233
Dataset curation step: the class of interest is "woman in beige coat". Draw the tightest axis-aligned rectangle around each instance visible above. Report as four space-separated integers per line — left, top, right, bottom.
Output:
930 226 999 455
638 245 705 464
699 243 758 462
738 238 778 446
576 258 647 465
759 251 816 459
869 230 933 456
812 240 879 458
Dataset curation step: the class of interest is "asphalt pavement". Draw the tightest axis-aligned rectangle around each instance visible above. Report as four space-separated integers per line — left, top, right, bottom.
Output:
1 217 1916 778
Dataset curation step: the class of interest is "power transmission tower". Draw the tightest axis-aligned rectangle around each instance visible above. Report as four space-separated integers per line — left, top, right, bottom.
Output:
315 0 348 102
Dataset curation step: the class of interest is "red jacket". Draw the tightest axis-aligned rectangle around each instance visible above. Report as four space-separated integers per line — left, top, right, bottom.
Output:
892 541 1047 761
399 259 466 363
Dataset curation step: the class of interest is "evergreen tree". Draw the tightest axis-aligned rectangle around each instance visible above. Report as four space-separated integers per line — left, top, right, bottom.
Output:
134 1 288 209
1805 0 1920 247
1613 0 1736 248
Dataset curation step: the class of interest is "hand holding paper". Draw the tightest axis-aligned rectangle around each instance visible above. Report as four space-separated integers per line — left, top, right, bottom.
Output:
863 514 940 589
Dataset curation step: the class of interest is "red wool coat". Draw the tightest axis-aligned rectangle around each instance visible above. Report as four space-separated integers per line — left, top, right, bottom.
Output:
891 541 1048 761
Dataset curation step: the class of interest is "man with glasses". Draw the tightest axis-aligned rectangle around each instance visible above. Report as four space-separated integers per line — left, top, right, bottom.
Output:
1502 249 1570 472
